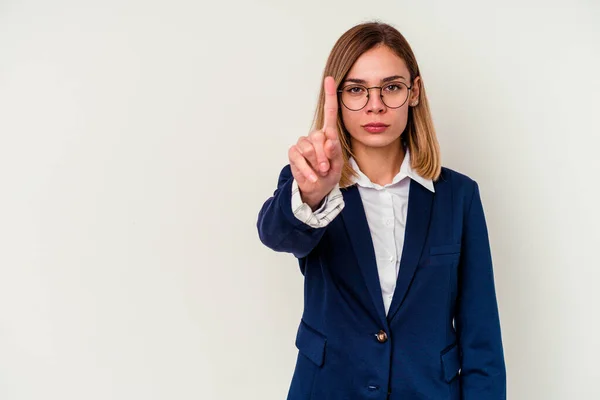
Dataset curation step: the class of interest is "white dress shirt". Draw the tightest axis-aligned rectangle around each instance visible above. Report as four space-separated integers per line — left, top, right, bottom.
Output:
291 149 435 315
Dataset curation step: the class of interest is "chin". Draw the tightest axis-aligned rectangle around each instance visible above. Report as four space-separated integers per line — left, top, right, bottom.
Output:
353 133 402 149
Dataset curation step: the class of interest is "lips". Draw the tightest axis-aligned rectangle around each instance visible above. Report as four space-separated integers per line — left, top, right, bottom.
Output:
363 123 389 128
363 123 389 133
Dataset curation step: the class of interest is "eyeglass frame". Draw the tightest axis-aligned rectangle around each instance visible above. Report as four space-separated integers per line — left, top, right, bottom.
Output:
336 81 414 111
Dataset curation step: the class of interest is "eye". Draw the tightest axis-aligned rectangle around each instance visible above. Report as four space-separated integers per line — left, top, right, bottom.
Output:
345 85 366 95
384 83 404 92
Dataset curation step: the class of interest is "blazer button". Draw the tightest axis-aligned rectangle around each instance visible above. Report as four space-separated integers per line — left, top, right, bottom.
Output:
376 330 388 343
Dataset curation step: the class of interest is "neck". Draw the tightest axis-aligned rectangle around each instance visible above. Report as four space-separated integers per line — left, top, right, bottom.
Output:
352 137 405 186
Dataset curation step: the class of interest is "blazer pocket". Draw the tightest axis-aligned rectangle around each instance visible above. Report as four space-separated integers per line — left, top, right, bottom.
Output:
427 244 461 267
430 243 461 256
295 319 327 367
441 343 461 383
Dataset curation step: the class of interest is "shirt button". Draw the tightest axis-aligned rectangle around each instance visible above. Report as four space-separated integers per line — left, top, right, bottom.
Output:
376 330 388 343
389 256 394 262
385 219 392 226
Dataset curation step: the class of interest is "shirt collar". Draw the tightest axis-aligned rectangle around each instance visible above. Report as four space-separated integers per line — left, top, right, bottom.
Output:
349 149 435 193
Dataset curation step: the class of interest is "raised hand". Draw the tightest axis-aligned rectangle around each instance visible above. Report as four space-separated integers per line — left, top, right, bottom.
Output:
288 76 344 210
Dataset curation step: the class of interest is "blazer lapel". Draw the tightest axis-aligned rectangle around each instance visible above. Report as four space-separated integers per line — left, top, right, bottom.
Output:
340 185 388 326
387 179 434 323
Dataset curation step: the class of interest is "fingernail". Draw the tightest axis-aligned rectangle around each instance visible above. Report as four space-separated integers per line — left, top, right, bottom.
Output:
320 162 328 172
310 174 318 183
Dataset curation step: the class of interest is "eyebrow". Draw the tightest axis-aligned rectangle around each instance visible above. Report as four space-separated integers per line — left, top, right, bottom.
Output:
343 75 407 85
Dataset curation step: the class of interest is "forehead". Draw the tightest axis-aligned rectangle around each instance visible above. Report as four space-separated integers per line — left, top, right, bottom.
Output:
346 45 409 82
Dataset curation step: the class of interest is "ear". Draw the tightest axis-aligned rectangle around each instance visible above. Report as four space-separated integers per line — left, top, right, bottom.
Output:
410 76 421 105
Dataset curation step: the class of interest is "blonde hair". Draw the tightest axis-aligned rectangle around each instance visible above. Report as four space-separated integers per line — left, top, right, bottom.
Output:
311 21 442 188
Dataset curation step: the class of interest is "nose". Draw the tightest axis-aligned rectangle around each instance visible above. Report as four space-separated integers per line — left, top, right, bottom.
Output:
366 88 385 113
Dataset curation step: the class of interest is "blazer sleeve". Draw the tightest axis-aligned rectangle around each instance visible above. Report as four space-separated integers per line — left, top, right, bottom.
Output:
456 181 507 399
256 164 331 259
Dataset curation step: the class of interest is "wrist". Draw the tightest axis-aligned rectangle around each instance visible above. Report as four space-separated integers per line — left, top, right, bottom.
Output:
300 191 325 211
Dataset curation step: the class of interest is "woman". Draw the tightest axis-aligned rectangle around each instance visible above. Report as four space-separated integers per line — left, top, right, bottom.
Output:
257 21 506 400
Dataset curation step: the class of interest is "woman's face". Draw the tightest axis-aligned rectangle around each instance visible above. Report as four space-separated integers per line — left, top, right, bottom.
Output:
340 45 420 152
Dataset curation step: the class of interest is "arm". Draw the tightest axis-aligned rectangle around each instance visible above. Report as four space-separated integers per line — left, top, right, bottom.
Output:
256 164 344 259
456 181 507 399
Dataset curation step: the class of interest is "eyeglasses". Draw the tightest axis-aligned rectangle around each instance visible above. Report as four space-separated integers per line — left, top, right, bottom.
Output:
337 82 413 111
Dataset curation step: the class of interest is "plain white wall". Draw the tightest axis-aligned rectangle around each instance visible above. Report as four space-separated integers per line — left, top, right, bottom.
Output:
1 0 599 399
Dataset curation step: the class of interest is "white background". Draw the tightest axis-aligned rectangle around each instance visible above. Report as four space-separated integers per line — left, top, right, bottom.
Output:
1 0 599 399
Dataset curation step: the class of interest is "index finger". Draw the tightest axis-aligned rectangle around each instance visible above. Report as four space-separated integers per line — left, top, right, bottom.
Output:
322 76 339 139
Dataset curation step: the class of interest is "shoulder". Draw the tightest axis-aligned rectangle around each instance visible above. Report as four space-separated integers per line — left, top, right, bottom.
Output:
437 166 476 186
435 166 480 204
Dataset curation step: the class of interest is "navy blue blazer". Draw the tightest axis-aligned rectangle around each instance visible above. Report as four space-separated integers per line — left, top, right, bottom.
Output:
257 164 506 400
